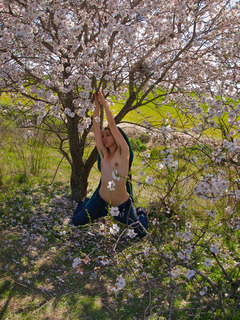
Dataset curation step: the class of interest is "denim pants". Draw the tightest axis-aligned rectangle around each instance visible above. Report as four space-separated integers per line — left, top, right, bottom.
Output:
72 191 146 237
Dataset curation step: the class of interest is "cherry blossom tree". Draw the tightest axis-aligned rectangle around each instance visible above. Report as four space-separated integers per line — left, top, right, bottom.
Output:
0 0 239 200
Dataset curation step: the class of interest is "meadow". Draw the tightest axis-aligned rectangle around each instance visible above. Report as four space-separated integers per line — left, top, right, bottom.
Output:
1 97 240 320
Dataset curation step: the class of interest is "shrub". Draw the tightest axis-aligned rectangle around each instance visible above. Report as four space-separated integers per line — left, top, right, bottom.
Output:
129 137 147 152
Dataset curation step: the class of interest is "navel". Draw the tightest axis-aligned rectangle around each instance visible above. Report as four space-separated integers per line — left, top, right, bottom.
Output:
114 162 119 167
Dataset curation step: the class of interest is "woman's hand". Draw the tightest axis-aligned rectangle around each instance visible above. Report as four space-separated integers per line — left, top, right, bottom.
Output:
96 91 107 106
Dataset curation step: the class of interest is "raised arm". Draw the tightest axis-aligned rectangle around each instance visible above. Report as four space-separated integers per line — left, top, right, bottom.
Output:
93 94 107 159
96 91 129 154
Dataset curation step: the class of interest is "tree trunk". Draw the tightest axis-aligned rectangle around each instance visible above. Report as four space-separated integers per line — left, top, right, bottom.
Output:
66 111 99 201
70 144 99 201
70 163 89 201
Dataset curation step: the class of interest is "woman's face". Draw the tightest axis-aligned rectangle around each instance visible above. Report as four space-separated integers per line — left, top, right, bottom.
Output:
102 129 116 149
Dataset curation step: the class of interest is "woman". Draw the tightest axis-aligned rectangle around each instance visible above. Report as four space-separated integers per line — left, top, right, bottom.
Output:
72 91 147 237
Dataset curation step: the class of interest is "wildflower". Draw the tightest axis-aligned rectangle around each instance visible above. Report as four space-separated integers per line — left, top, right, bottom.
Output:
210 244 219 254
110 206 120 217
182 231 193 242
126 229 136 238
171 269 181 278
99 223 106 236
107 180 116 191
94 116 100 122
115 276 126 289
156 162 164 170
72 257 82 268
208 120 216 129
161 124 171 134
99 256 111 266
171 160 178 172
206 209 216 218
185 269 196 280
140 171 145 176
152 218 157 225
143 246 150 256
200 286 208 296
203 258 212 268
176 232 182 238
185 222 192 228
226 206 233 214
177 251 185 260
110 223 120 235
112 170 120 180
145 176 154 185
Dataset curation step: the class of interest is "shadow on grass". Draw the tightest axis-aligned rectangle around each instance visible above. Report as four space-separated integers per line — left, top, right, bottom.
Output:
0 182 145 320
0 227 123 320
0 280 13 320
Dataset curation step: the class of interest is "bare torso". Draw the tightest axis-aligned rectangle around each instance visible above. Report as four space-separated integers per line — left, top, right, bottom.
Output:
99 149 130 206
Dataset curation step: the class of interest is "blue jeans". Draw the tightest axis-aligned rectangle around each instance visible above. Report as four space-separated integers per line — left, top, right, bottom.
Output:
72 191 147 237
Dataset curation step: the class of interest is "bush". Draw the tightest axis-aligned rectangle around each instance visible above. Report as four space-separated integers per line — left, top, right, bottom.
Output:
129 137 147 152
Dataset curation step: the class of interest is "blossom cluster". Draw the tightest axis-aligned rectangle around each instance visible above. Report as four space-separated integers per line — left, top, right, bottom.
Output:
195 175 229 199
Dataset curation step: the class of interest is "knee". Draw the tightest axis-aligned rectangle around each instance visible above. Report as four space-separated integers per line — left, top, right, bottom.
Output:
72 215 79 226
72 212 89 226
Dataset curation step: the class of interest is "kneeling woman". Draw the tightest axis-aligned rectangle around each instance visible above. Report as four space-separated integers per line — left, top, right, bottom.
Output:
72 91 147 237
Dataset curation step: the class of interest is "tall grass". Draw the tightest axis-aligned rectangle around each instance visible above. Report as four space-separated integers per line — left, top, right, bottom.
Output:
0 117 71 189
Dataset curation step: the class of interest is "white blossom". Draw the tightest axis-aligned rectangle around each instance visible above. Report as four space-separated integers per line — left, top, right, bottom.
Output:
182 231 193 242
94 116 100 123
126 229 137 238
200 286 208 296
171 269 181 278
72 257 82 268
210 244 219 254
143 246 150 256
110 206 120 217
145 176 154 185
177 251 185 260
156 163 164 170
196 175 229 199
112 170 120 180
99 256 111 266
107 181 116 191
203 258 213 268
185 269 196 280
206 209 217 218
115 276 126 289
110 223 120 235
161 124 171 134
